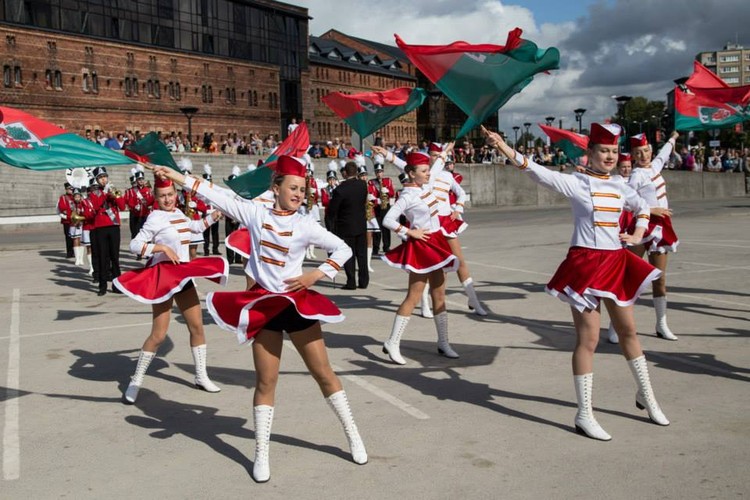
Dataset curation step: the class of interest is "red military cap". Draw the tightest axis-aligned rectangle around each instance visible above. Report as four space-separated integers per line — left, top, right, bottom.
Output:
406 151 430 166
629 133 649 149
275 155 307 178
589 123 622 146
617 152 632 164
154 175 173 189
428 142 443 153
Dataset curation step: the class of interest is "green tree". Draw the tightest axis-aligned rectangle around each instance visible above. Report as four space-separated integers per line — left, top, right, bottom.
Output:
611 96 667 143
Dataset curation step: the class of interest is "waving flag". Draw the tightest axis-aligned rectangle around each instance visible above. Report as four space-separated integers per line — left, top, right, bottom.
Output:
264 121 309 169
322 87 427 139
224 166 273 200
124 131 179 170
539 123 588 160
225 122 310 199
396 28 560 138
674 62 750 131
0 106 135 171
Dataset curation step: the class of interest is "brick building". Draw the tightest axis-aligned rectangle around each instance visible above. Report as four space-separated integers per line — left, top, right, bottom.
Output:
0 0 308 145
306 34 418 145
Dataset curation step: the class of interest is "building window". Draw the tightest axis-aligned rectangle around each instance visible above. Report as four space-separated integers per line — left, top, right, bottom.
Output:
91 72 98 93
719 55 739 62
54 70 62 89
154 80 160 98
208 85 213 103
125 78 132 96
175 82 181 100
723 77 739 84
45 69 53 89
147 79 154 96
201 84 214 103
82 72 90 92
720 66 739 74
13 66 22 87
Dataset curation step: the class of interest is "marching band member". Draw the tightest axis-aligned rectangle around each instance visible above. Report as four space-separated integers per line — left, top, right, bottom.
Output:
361 166 380 272
300 157 321 260
89 167 126 296
628 132 681 341
57 182 75 258
114 175 227 404
82 179 97 275
201 164 222 256
224 166 243 264
126 168 155 248
153 156 367 483
320 162 339 230
484 124 669 441
369 156 395 255
381 150 460 364
66 188 90 267
124 172 138 239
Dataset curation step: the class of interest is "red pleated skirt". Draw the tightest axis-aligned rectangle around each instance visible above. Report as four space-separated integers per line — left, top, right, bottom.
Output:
438 215 468 238
381 231 459 274
641 215 679 254
113 257 228 304
225 227 251 259
206 285 345 343
545 247 661 312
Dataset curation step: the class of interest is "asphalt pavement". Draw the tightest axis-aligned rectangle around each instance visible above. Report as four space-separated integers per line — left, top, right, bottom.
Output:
1 197 749 499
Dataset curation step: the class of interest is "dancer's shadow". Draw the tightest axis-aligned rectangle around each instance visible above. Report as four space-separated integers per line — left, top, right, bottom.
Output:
128 390 351 470
635 296 750 323
68 336 194 393
648 351 750 383
0 386 32 403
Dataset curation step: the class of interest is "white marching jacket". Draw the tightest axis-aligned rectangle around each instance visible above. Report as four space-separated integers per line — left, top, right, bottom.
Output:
516 152 650 250
130 209 215 264
628 140 675 209
184 176 351 292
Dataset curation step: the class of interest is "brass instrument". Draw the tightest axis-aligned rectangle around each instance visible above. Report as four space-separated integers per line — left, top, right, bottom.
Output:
379 184 390 210
305 176 316 212
70 211 86 225
184 191 196 218
366 198 375 221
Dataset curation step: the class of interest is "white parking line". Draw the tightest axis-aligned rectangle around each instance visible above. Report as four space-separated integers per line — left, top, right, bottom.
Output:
0 321 153 341
3 289 21 481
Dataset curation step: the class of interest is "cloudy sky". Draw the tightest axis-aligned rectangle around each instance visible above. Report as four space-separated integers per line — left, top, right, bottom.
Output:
299 0 750 137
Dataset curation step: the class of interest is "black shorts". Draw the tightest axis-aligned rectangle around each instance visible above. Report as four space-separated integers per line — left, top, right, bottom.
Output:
264 304 317 334
175 280 195 294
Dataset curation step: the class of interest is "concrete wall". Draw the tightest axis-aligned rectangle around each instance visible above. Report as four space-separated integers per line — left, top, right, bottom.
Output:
0 154 746 218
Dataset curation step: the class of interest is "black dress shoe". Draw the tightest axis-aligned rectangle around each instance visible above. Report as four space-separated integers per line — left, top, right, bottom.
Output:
97 290 107 296
212 250 221 256
111 286 123 294
341 284 357 290
357 285 368 289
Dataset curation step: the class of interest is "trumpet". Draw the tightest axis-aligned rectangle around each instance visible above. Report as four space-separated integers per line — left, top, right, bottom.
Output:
106 184 122 197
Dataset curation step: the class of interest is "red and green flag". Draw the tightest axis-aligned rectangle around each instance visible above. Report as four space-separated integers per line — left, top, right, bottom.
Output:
395 28 560 138
224 122 309 199
322 87 427 139
224 166 274 200
0 106 135 171
674 62 750 131
538 123 588 160
263 121 310 169
123 131 179 170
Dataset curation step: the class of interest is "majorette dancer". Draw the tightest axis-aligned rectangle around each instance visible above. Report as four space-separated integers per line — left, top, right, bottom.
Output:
153 156 367 483
606 152 634 344
373 143 486 317
484 124 670 441
627 131 681 341
369 154 396 256
380 149 460 364
113 174 228 404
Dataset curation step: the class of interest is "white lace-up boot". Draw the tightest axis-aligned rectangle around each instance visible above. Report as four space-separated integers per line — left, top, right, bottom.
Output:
573 373 612 441
191 344 221 393
326 391 368 464
383 315 409 365
627 355 670 426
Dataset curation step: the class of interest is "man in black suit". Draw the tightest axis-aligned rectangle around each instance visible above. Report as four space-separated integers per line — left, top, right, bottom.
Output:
325 161 368 289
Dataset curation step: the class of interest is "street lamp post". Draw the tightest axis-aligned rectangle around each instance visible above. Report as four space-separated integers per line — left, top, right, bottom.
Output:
428 90 443 142
574 108 586 133
523 122 531 149
512 126 520 148
545 116 555 127
612 95 632 135
179 106 199 149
